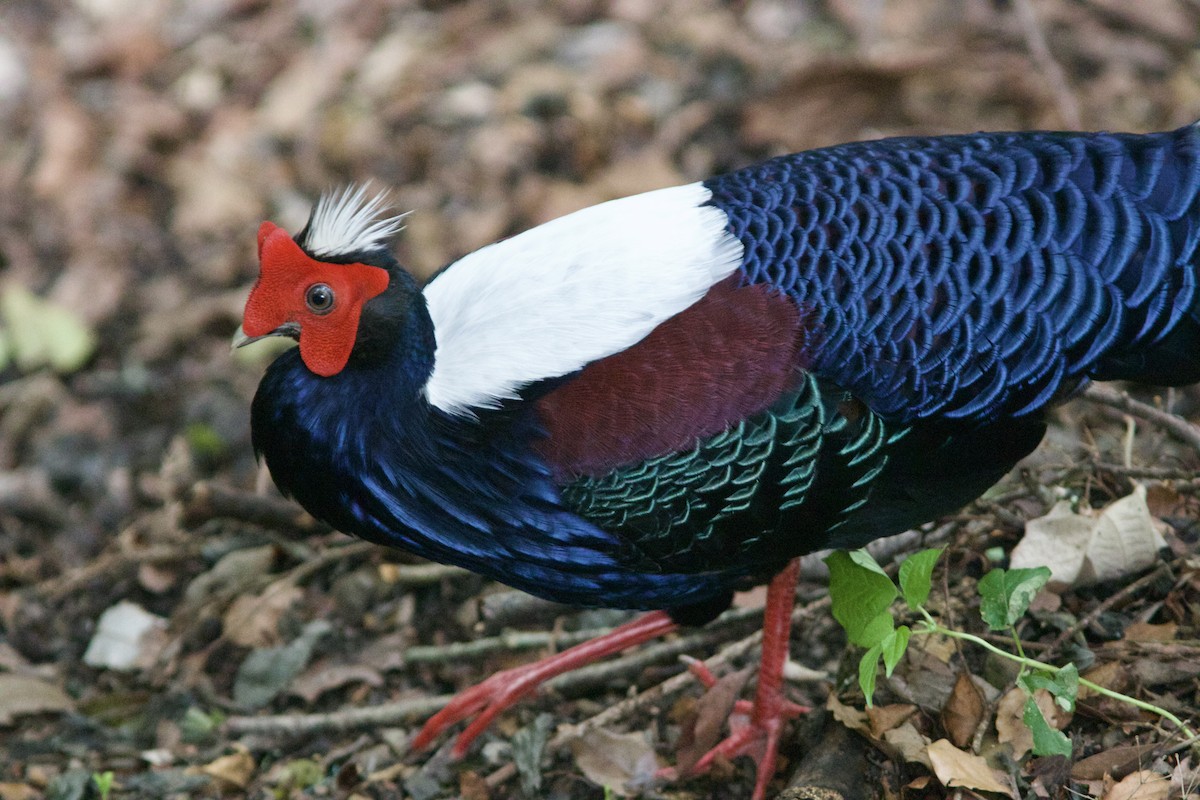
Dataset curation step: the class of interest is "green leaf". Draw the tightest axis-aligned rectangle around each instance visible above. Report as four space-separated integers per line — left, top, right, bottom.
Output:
1 284 97 374
858 643 883 706
827 550 899 648
185 422 228 461
881 625 910 677
1022 695 1072 757
92 772 115 800
848 549 891 577
512 713 554 796
977 566 1051 631
858 611 896 650
898 548 944 610
1018 664 1078 712
233 620 330 709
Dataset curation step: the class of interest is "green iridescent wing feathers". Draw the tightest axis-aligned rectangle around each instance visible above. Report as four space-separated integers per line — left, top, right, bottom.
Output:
562 376 903 574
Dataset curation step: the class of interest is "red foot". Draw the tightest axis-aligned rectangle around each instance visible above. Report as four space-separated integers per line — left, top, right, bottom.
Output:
672 558 808 800
410 610 677 756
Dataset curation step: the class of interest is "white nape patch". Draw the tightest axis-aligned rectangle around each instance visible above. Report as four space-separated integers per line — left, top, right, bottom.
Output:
302 185 409 258
422 182 743 415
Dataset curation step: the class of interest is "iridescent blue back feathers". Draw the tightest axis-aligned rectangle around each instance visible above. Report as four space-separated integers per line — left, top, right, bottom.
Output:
708 126 1200 422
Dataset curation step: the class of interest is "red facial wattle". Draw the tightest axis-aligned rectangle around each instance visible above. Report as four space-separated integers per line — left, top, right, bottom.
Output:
243 222 390 377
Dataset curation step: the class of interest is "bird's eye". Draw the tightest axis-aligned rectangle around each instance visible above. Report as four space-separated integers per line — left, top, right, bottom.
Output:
305 283 335 314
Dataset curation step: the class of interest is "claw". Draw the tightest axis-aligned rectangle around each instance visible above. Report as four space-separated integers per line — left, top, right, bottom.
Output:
411 611 678 755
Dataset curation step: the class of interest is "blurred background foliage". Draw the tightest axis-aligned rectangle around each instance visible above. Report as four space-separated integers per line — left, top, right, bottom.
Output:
0 1 1198 797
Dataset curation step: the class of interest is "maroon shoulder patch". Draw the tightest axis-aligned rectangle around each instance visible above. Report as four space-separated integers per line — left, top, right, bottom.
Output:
535 279 807 480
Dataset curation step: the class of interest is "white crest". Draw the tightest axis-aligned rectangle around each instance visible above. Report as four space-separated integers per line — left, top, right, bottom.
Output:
422 182 743 415
302 184 409 258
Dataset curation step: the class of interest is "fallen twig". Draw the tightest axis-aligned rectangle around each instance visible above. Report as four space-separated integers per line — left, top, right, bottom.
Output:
225 693 454 737
1083 385 1200 456
475 589 572 633
1093 462 1200 482
182 481 332 535
1041 562 1175 660
40 537 203 602
1011 0 1081 128
401 626 615 668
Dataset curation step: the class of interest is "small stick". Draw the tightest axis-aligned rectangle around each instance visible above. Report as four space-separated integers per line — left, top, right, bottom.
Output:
1083 385 1200 456
225 694 454 737
1093 462 1200 482
1011 0 1082 128
40 541 202 602
182 481 331 535
476 590 573 633
1040 563 1174 660
484 762 517 789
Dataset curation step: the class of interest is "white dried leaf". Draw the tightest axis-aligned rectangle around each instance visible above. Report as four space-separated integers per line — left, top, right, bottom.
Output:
1010 500 1093 588
83 601 168 671
568 728 661 797
1085 486 1166 584
1010 487 1165 590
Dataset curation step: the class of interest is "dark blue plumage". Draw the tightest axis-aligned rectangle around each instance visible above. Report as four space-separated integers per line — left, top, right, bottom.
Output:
239 125 1200 795
707 126 1200 422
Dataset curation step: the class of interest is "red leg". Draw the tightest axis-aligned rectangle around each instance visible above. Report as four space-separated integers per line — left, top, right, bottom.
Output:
682 558 808 800
411 610 678 756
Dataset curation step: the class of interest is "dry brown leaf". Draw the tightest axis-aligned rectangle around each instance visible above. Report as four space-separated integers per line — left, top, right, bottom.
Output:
927 738 1014 797
181 545 278 607
568 728 660 797
0 675 74 725
995 688 1071 759
1071 744 1160 782
995 688 1030 757
867 703 918 737
675 667 750 773
195 748 255 790
458 770 490 800
1081 662 1132 698
887 637 961 712
880 721 933 768
1126 655 1200 687
1143 484 1185 519
288 662 385 704
0 784 39 800
1102 770 1171 800
1088 488 1167 584
942 672 985 748
826 693 870 734
1010 500 1096 589
1123 622 1177 642
222 582 303 648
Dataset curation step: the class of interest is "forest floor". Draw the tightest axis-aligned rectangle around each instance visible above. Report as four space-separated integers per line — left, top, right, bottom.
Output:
0 1 1199 798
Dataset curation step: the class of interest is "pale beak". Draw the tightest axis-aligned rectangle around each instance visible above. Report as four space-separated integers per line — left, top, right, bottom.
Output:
231 322 300 351
231 325 255 350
